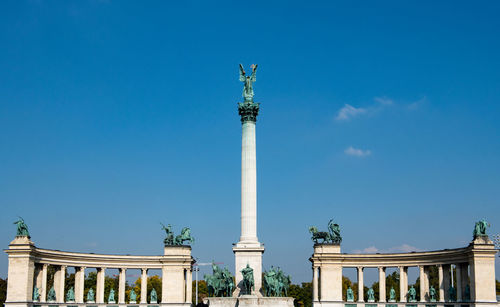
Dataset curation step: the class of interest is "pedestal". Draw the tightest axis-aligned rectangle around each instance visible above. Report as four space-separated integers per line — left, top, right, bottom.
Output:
207 296 294 307
232 243 265 295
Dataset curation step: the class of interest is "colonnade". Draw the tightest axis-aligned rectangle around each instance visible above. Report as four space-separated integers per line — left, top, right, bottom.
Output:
5 236 194 307
310 236 497 307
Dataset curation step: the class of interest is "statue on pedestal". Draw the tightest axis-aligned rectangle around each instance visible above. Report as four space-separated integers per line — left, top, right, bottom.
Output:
389 287 396 302
33 286 40 301
408 286 417 302
161 223 174 245
263 266 291 297
449 286 456 301
150 288 158 303
241 264 254 295
429 285 436 302
66 287 75 302
367 288 375 302
473 219 489 238
346 287 354 302
205 263 234 297
86 288 95 302
309 219 342 244
14 217 30 237
129 289 137 303
47 286 56 302
108 288 115 303
464 284 470 301
239 64 258 103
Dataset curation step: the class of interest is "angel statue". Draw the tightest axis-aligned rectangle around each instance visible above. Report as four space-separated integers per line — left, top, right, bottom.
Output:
239 64 258 102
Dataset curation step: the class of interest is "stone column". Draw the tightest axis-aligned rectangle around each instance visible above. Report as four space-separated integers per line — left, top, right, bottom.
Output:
118 268 126 304
357 267 364 302
54 265 66 302
419 266 426 302
379 267 386 302
186 269 192 303
96 268 106 304
312 266 319 301
399 266 407 302
141 269 148 304
456 264 462 301
460 263 469 300
443 265 451 301
438 265 445 302
74 267 85 303
41 264 48 302
34 265 43 300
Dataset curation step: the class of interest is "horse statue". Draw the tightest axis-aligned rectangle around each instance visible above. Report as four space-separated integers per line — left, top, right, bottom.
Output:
241 264 254 295
161 223 175 245
14 217 30 237
309 226 330 244
263 266 291 297
473 219 489 238
174 227 194 245
309 219 342 244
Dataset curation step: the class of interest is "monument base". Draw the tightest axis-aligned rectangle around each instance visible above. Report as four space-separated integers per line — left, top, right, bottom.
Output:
207 296 294 307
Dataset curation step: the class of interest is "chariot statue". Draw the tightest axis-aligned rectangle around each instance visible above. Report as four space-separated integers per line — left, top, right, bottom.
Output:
161 223 174 245
309 219 342 244
473 219 489 238
174 227 194 245
241 264 254 295
14 217 30 237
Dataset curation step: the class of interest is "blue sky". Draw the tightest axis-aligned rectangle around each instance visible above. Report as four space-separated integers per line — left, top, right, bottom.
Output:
1 1 499 284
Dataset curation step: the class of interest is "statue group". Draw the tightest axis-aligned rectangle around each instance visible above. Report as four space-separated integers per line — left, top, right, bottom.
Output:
263 267 291 297
14 217 30 237
473 219 489 238
204 263 235 297
161 223 194 246
309 219 342 244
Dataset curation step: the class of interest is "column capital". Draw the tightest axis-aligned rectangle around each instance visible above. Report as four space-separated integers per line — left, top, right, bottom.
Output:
238 102 259 123
378 266 386 271
42 263 48 268
141 268 148 273
357 266 364 271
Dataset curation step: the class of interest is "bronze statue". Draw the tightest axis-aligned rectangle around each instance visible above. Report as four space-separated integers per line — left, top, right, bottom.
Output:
14 217 30 237
241 264 254 295
239 64 257 103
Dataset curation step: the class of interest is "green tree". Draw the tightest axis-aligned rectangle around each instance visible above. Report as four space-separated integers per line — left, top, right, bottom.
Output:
192 280 208 304
288 282 312 307
0 278 7 306
84 271 97 301
496 279 499 295
134 275 162 303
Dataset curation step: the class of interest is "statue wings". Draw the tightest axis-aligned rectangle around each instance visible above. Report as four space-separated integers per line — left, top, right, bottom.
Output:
239 64 246 81
239 64 258 82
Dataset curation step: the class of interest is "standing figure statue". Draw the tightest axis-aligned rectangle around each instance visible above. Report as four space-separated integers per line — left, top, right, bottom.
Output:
108 288 115 303
429 285 436 302
389 287 396 302
328 219 342 244
161 223 175 245
47 286 56 302
239 64 258 103
66 287 75 302
408 286 417 302
367 288 375 302
473 219 490 238
449 286 456 302
33 286 40 301
150 288 158 303
129 289 137 303
464 284 471 301
87 288 95 302
240 264 254 295
14 217 30 237
346 287 354 302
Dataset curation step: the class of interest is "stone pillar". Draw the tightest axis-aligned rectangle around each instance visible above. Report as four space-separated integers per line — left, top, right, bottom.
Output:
399 266 407 302
460 263 469 300
35 265 43 299
5 237 36 306
357 267 364 302
379 267 386 302
443 265 451 302
438 265 444 302
118 268 126 304
96 267 106 304
141 269 148 304
186 269 192 303
312 266 319 301
54 265 66 302
74 267 85 303
419 266 426 302
456 264 462 301
41 264 48 302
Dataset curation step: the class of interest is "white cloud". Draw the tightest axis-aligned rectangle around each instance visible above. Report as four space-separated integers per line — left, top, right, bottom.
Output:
374 96 394 106
344 146 371 157
352 244 422 254
408 96 427 110
335 104 367 121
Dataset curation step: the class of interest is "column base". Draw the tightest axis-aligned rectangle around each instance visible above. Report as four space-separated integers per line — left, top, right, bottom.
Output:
233 243 265 296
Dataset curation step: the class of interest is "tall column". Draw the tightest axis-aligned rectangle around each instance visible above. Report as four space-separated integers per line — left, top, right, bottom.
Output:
419 266 426 302
456 264 462 301
141 269 148 304
357 267 364 302
118 268 126 304
312 266 319 301
186 269 192 303
41 264 48 302
443 265 451 301
438 265 445 302
54 265 66 302
399 266 407 302
379 267 386 302
96 268 106 304
74 267 85 303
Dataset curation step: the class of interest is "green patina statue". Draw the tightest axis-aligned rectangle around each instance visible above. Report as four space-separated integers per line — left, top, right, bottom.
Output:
241 264 255 295
108 288 115 303
473 219 489 238
162 224 194 246
47 286 56 302
346 287 354 302
367 288 375 302
33 286 40 301
150 288 158 303
449 286 456 301
87 288 95 302
204 263 234 297
389 287 396 302
238 64 260 123
429 285 436 302
408 286 417 302
239 64 257 103
309 219 342 244
66 287 75 302
464 284 471 301
129 289 137 302
14 217 30 237
263 266 291 297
